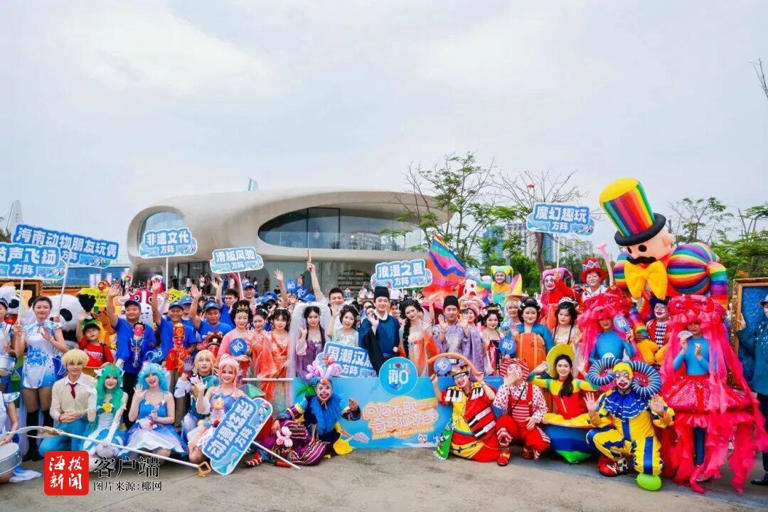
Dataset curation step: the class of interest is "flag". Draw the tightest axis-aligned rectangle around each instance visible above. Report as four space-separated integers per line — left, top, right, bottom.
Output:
422 236 465 307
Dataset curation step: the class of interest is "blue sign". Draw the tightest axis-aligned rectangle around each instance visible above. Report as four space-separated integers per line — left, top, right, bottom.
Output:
210 246 264 274
378 357 418 396
373 259 432 289
13 224 119 268
432 357 453 376
295 374 505 450
228 338 249 357
499 330 517 355
526 203 595 236
138 228 198 258
0 243 66 280
613 314 631 333
202 396 272 475
320 343 376 378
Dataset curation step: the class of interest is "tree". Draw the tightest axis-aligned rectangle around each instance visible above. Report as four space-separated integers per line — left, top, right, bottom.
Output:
397 152 497 267
494 170 583 272
0 228 9 243
668 197 733 244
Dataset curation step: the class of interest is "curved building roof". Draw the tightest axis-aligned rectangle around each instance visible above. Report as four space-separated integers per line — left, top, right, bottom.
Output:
127 188 451 268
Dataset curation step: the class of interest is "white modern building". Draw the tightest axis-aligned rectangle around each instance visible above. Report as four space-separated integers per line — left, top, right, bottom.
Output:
126 188 451 292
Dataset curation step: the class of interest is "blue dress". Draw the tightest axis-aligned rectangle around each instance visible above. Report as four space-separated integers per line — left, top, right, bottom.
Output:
83 396 129 459
180 375 219 442
126 398 187 455
21 321 63 389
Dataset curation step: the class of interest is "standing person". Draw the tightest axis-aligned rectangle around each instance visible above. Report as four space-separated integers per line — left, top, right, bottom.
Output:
514 298 554 374
433 295 484 373
646 298 671 366
0 298 17 393
480 308 503 376
189 285 233 338
329 305 359 347
76 318 114 377
400 299 437 377
578 257 610 306
107 282 157 426
218 301 257 375
38 349 95 455
291 303 330 378
501 295 523 334
14 296 69 460
307 259 345 332
220 287 240 320
540 269 576 329
262 308 291 412
359 286 401 372
551 299 582 371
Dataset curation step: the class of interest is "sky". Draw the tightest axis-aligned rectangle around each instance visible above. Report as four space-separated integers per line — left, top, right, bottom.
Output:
1 1 766 261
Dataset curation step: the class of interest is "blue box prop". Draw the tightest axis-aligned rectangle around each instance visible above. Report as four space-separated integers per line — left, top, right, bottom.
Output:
372 259 432 289
0 243 66 280
138 228 198 258
202 396 273 475
209 246 264 274
318 343 376 378
526 203 595 236
13 224 119 268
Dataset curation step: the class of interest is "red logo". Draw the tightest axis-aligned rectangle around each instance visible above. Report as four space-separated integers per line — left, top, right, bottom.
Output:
44 451 89 495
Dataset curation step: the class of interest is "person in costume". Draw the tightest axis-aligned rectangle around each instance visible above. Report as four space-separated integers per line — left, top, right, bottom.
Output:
76 318 114 377
529 345 597 463
400 299 437 377
291 303 331 378
261 308 291 413
480 308 503 376
585 358 673 491
551 299 582 368
474 266 523 308
578 255 611 306
540 268 575 329
177 349 219 442
660 295 768 493
329 304 359 347
266 360 361 466
501 295 523 335
13 296 69 460
512 298 554 373
219 301 273 378
39 349 96 455
434 295 485 374
358 286 400 372
645 298 671 366
737 293 768 486
126 363 187 460
431 362 512 465
188 356 247 464
577 293 636 374
83 363 128 470
492 359 550 461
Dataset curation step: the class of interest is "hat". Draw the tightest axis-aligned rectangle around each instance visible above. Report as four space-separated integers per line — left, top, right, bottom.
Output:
546 344 575 378
82 319 102 332
167 300 183 310
179 296 193 306
242 281 256 290
124 298 140 309
612 361 634 379
760 294 768 307
203 301 221 312
373 286 389 300
443 295 460 309
649 296 668 310
600 178 667 246
580 257 606 283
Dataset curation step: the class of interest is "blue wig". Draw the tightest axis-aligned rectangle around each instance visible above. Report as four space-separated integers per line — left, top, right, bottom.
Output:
136 362 170 393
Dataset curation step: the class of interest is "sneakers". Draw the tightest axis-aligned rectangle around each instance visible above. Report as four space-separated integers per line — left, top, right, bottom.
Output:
751 473 768 486
598 456 628 477
497 447 511 466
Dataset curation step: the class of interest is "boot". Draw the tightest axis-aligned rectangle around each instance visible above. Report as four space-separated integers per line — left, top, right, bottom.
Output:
496 447 511 467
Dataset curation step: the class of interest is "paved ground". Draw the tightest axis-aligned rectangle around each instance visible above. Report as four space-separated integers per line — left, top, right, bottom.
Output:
5 448 768 511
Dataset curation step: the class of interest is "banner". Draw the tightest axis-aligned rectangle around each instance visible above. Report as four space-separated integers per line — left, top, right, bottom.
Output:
202 396 272 475
77 287 109 308
209 246 264 274
138 228 198 259
526 203 594 236
0 243 66 280
13 224 119 268
372 259 432 289
319 343 375 378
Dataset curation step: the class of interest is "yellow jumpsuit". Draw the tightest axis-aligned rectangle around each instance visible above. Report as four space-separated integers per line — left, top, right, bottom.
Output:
586 389 674 476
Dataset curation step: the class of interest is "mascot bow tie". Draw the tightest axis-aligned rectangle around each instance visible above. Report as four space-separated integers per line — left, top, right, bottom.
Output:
624 260 668 299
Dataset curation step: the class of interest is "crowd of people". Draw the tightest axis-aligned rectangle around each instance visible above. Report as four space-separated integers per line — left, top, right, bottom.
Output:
0 251 767 494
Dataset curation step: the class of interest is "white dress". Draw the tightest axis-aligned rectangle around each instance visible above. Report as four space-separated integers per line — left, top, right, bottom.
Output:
21 321 62 389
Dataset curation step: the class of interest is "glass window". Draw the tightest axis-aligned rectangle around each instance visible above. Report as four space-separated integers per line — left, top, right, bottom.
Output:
258 210 308 248
307 208 339 249
138 211 185 245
